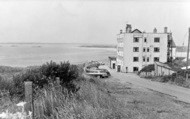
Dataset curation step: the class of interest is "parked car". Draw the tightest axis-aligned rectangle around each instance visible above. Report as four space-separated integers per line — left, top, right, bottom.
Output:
86 69 110 78
99 69 111 77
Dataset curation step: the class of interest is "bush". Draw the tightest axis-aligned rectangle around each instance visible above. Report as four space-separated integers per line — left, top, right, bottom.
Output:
174 76 186 85
138 64 154 75
11 61 80 99
41 61 79 92
10 67 45 99
0 66 23 74
0 75 13 93
160 75 173 83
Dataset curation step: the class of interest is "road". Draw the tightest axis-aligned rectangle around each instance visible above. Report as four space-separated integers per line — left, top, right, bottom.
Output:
101 65 190 103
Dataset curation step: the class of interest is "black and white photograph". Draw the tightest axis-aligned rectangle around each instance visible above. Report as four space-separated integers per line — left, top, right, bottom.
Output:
0 0 190 119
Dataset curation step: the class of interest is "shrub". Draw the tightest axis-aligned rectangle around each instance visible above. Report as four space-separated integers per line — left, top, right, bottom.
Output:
0 66 23 74
10 67 45 99
160 75 173 83
11 61 80 99
138 64 154 75
41 61 79 92
174 76 186 85
0 75 13 93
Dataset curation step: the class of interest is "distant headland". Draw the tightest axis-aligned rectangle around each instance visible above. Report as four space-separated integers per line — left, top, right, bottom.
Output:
80 44 116 48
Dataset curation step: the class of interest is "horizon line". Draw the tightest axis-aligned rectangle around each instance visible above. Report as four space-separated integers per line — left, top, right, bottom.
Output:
0 42 116 45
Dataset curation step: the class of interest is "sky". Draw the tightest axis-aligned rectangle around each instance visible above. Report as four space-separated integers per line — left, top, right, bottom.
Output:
0 0 190 45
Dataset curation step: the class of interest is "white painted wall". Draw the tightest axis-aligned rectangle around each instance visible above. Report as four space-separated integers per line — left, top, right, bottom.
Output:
110 60 116 69
117 32 169 72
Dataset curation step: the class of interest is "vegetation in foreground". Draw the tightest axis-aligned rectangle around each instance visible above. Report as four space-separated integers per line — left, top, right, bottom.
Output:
0 61 128 119
1 61 190 119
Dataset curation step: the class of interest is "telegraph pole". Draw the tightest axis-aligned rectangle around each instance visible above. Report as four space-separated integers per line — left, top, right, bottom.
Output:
186 28 190 80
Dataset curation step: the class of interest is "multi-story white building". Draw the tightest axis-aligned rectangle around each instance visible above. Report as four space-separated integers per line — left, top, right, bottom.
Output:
116 24 176 73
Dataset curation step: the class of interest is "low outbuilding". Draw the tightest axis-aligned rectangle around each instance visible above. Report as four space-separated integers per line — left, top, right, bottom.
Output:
154 62 177 76
139 62 178 77
108 56 116 69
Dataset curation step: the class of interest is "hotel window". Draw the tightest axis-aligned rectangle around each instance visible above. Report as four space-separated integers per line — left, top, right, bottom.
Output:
154 37 160 42
133 47 139 52
133 37 139 42
133 57 139 62
147 48 150 52
154 57 159 62
154 47 160 52
133 67 139 72
144 38 147 43
143 48 146 52
147 57 149 62
143 57 146 62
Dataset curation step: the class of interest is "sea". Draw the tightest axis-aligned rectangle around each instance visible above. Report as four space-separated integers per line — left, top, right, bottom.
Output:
0 43 116 67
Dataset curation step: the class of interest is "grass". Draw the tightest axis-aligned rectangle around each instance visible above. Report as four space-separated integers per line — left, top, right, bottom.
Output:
2 63 190 119
32 77 128 119
0 66 24 80
0 73 129 119
144 75 190 88
2 75 190 119
107 80 190 119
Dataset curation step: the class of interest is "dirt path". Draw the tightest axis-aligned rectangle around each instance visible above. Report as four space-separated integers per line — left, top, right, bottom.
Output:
100 65 190 104
106 80 190 119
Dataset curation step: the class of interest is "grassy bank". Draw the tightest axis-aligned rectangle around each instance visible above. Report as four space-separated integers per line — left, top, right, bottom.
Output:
0 78 127 119
1 62 190 118
0 61 128 119
139 64 190 88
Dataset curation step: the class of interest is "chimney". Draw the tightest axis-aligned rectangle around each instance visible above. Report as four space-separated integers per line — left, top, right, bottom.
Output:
126 24 132 33
153 28 157 33
164 27 168 33
120 30 123 34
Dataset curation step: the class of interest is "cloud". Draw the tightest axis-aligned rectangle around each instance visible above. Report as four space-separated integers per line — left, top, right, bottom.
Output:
0 0 189 45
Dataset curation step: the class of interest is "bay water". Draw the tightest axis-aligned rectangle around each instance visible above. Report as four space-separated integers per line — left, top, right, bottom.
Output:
0 43 116 67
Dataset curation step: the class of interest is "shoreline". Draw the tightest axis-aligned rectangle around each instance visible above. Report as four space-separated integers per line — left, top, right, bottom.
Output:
80 45 116 49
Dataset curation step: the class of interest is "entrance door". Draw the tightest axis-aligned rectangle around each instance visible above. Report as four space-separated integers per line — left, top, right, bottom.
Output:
117 65 121 72
133 67 139 73
113 63 115 69
126 67 128 73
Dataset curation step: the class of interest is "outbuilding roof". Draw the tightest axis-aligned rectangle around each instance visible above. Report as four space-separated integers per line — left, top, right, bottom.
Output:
108 56 116 60
170 39 176 48
156 62 181 71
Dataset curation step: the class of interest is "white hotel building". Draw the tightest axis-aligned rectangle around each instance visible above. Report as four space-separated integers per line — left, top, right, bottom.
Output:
116 24 176 73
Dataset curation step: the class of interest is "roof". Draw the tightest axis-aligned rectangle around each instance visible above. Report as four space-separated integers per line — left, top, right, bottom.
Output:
155 62 179 71
131 29 142 33
170 39 176 48
155 62 172 69
108 56 116 60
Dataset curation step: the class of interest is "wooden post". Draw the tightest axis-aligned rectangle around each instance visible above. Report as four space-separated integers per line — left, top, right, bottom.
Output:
56 77 60 85
24 81 34 118
55 77 62 91
186 28 190 81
